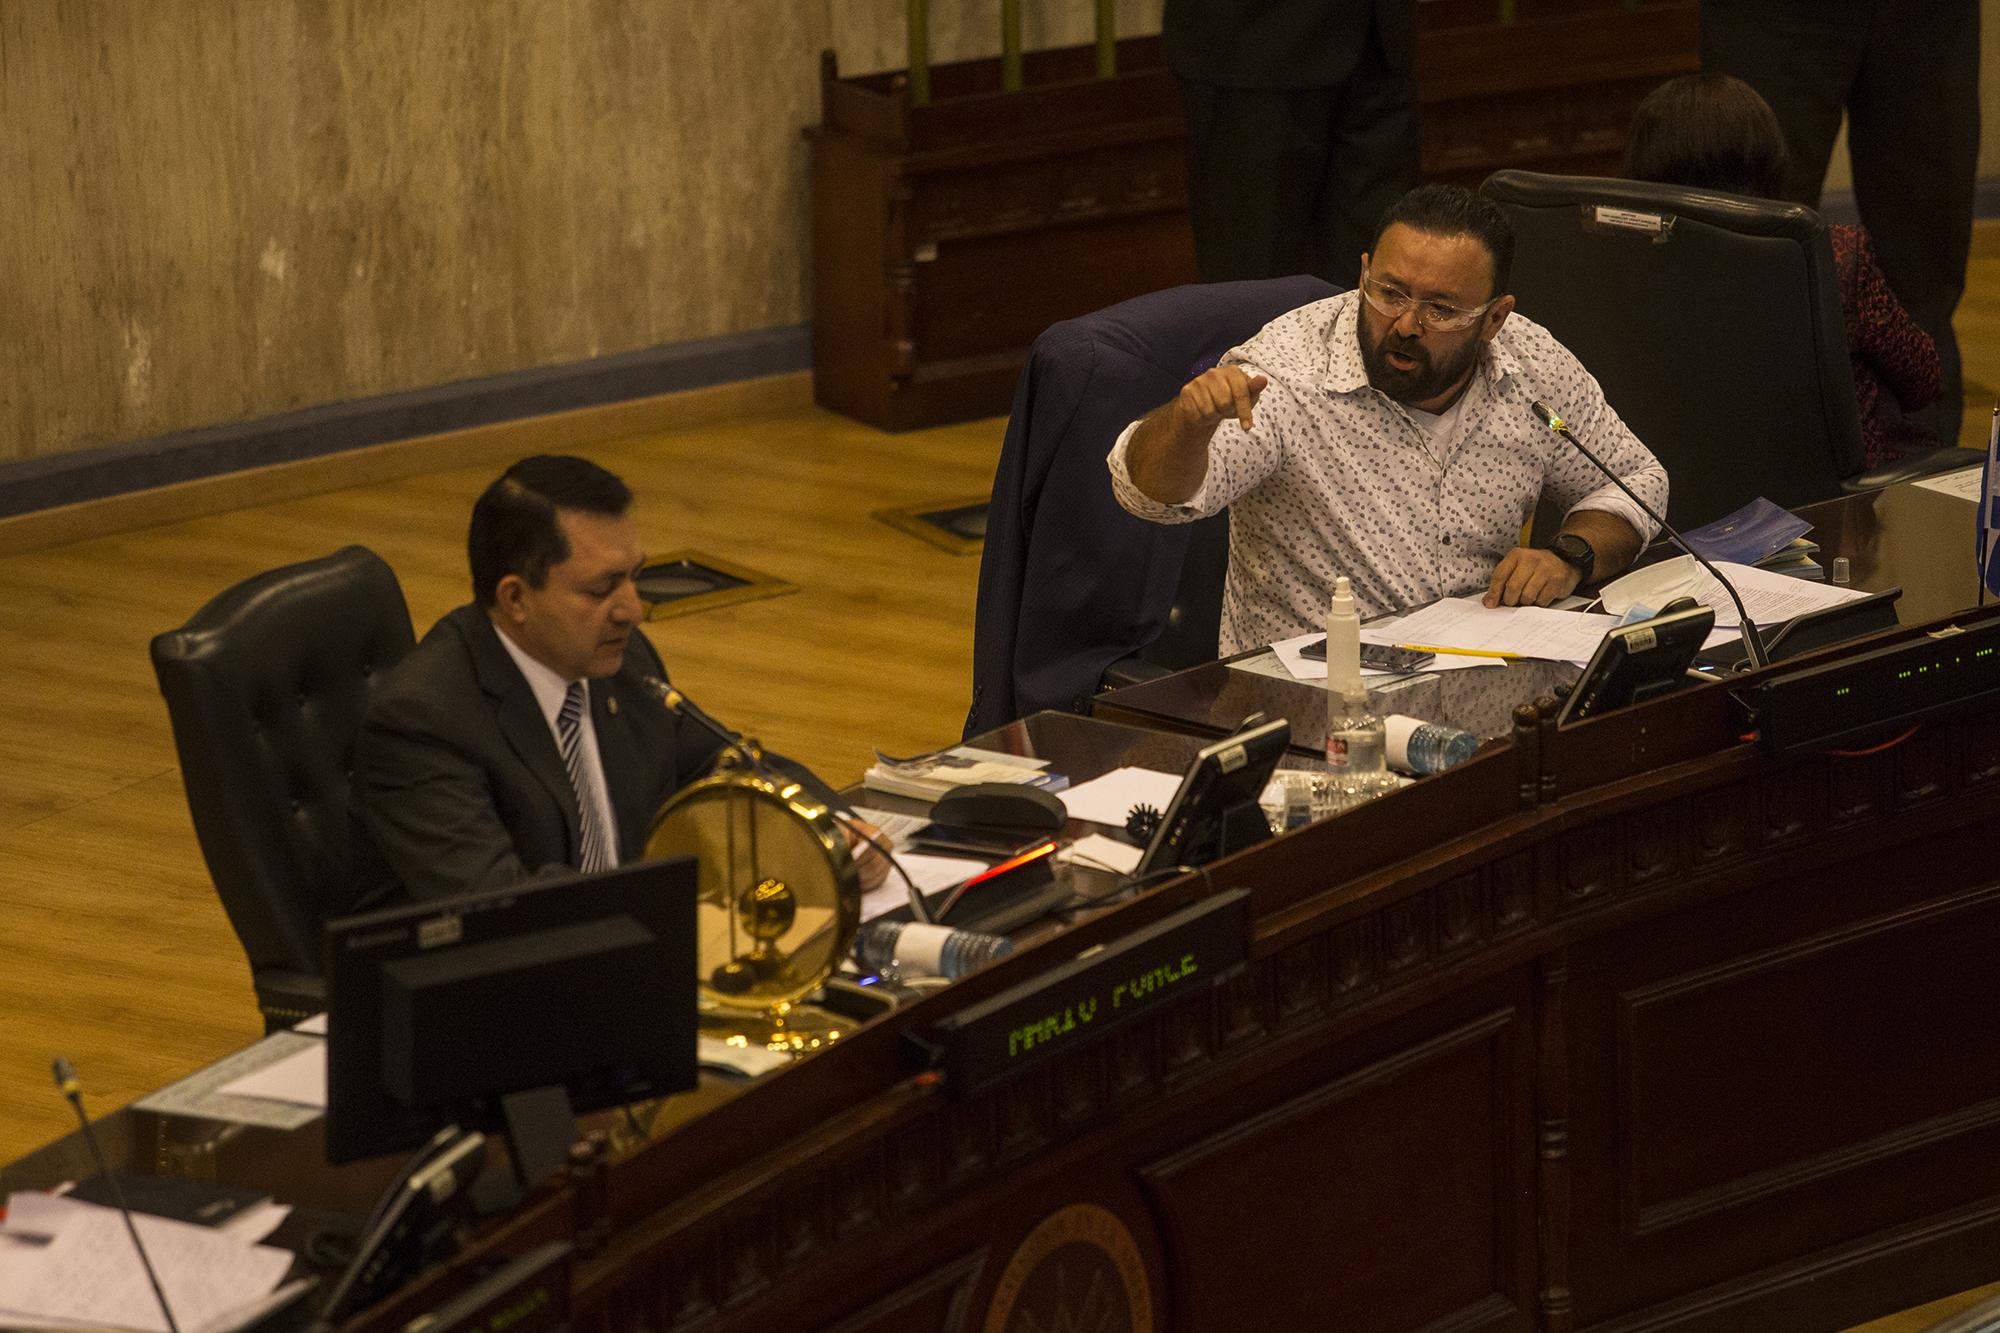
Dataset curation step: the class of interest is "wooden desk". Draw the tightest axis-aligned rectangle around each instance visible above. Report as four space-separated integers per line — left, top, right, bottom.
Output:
1094 481 1988 755
12 577 2000 1332
392 627 2000 1332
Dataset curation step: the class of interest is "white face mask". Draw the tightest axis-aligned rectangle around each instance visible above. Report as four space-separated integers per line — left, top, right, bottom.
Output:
1598 554 1721 624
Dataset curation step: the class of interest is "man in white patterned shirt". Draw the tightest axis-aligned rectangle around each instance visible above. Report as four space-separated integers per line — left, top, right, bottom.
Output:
1110 184 1668 655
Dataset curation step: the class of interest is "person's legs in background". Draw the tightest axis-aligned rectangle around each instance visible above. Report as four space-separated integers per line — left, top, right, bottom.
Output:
1698 0 1862 206
1847 0 1979 443
1314 12 1420 288
1177 81 1334 282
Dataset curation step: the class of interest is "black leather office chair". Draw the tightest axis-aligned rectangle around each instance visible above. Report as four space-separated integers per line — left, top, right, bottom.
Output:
151 545 415 1031
1481 171 1970 529
966 273 1339 737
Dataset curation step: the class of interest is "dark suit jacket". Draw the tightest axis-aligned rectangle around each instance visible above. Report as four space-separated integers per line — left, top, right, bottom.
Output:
965 274 1339 737
353 604 734 902
1162 0 1415 89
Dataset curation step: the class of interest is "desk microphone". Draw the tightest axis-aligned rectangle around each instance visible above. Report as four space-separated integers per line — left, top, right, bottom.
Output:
52 1058 183 1333
1530 399 1770 669
641 674 934 922
640 674 779 778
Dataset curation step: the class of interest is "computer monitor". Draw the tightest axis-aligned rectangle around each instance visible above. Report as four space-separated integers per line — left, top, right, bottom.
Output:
1135 718 1290 877
324 857 700 1177
1557 602 1717 726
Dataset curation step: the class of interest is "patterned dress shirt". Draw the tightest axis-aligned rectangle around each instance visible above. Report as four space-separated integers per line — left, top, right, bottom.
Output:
1108 291 1668 654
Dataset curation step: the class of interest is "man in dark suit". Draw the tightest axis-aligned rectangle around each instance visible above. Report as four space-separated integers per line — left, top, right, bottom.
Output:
1700 0 1978 446
1164 0 1418 285
354 455 879 902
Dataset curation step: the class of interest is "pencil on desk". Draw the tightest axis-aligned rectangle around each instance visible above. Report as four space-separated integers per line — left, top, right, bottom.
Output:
1394 642 1521 660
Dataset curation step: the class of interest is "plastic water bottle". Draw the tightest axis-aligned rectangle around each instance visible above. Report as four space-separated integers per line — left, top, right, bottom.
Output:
854 919 1013 981
1385 714 1479 775
1327 682 1398 807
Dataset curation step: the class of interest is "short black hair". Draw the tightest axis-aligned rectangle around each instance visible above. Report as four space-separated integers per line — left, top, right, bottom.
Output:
1622 73 1791 202
468 455 633 607
1371 184 1517 299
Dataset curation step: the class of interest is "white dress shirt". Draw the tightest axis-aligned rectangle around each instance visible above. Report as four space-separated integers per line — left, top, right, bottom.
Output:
1108 291 1668 655
494 627 621 869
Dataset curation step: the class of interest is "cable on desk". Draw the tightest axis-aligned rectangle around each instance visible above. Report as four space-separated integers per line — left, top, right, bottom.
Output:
1825 723 1923 758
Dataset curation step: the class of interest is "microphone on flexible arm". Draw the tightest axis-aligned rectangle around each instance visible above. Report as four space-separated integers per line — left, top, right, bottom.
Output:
1529 399 1770 670
641 675 933 923
52 1058 183 1333
640 674 778 778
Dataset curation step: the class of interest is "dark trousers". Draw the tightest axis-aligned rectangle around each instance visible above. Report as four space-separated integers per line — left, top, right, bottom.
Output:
1175 19 1418 287
1702 0 1979 444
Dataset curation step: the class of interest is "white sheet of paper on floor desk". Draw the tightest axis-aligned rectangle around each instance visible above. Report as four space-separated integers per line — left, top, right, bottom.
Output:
1059 833 1144 875
1058 767 1185 829
1360 597 1622 662
858 852 988 922
0 1191 295 1333
1693 561 1871 628
216 1041 326 1109
1911 464 1985 501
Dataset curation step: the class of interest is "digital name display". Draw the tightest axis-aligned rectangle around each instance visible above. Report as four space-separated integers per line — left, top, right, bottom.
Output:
1752 616 2000 758
913 891 1250 1099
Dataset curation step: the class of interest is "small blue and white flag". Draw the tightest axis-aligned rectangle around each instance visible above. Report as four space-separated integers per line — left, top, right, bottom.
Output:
1984 405 2000 597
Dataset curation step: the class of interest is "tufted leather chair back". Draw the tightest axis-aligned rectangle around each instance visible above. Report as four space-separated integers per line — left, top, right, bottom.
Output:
1481 170 1860 528
151 545 414 1025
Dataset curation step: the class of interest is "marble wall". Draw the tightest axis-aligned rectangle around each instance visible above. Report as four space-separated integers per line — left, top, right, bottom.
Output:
0 0 1161 463
4 0 1986 464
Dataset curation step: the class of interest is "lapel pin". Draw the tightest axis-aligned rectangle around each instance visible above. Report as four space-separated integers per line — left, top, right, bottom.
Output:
607 695 619 715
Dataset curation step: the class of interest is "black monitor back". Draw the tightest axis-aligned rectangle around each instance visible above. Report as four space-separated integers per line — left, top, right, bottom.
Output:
325 857 698 1164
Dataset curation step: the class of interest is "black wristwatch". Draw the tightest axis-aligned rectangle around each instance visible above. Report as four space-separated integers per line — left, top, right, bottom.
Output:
1547 533 1596 585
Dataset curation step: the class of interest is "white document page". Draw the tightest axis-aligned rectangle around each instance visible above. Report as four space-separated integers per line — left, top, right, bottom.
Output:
1360 597 1622 663
859 852 989 921
1695 561 1871 627
843 806 931 850
216 1041 326 1109
1912 463 1985 501
1058 767 1185 828
1058 833 1144 875
0 1192 295 1333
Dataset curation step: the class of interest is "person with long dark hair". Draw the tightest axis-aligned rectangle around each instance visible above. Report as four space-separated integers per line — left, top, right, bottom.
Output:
1624 73 1941 469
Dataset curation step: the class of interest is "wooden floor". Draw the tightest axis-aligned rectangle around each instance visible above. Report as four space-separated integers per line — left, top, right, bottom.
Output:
3 235 1999 1330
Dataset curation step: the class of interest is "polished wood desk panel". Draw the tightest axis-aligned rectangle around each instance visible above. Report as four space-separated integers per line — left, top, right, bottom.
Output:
12 624 2000 1332
1094 480 1987 755
359 624 1994 1333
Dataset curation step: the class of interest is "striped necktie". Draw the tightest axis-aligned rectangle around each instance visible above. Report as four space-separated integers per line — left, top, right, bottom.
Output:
556 682 611 873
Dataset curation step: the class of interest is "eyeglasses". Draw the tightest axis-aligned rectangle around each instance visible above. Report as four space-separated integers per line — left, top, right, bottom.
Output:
1359 266 1497 332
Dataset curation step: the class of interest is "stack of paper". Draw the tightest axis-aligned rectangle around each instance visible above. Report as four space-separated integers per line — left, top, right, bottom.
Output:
862 746 1062 801
0 1191 305 1332
1359 597 1623 664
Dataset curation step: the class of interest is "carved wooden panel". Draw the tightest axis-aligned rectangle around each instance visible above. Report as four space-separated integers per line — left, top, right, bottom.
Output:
1559 821 1618 914
1966 715 2000 785
1893 726 1953 809
1136 1007 1532 1332
1759 765 1820 848
1275 932 1332 1021
907 140 1187 244
1563 864 2000 1325
818 1249 986 1333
